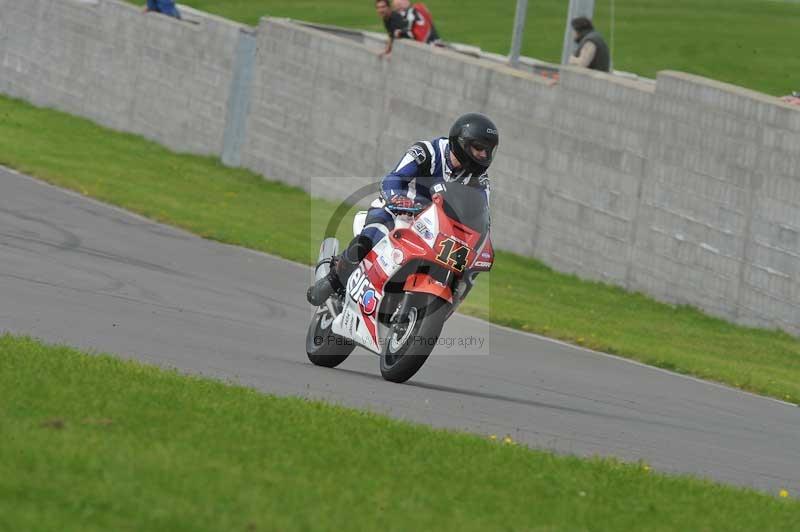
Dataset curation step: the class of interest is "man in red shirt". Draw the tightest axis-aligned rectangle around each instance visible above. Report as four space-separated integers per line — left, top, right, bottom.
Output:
782 92 800 106
392 0 440 44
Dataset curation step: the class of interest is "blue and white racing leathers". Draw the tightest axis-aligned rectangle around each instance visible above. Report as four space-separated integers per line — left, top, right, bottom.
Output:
361 137 491 246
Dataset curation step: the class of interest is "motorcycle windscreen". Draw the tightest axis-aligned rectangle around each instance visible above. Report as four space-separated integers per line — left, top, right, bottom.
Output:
439 184 490 235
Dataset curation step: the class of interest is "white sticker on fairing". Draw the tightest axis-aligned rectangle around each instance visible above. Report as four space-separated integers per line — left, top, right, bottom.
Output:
332 307 356 338
342 308 356 336
378 254 391 271
373 239 392 273
416 212 438 247
414 220 434 241
371 238 399 278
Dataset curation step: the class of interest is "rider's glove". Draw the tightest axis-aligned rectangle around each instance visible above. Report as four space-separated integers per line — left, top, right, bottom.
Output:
386 194 416 211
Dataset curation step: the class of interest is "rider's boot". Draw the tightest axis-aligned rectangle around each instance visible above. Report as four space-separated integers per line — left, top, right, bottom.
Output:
306 235 373 306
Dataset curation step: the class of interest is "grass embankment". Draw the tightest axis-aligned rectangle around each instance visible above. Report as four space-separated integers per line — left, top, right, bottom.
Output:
133 0 800 96
2 95 800 403
1 334 798 531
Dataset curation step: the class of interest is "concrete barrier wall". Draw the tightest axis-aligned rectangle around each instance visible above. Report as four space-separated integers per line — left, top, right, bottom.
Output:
0 0 243 155
635 72 800 331
240 18 388 202
2 1 800 334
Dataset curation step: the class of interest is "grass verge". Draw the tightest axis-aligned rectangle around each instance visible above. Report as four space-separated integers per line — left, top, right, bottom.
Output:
131 0 800 96
1 94 800 404
1 334 798 531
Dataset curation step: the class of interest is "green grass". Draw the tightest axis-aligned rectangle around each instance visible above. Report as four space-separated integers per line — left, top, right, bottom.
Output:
1 334 798 531
2 94 800 404
140 0 800 96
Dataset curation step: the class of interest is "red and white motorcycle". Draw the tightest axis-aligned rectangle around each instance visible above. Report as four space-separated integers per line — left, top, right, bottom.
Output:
306 183 494 383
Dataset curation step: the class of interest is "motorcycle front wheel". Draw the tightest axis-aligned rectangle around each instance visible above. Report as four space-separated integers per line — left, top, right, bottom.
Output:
380 293 450 383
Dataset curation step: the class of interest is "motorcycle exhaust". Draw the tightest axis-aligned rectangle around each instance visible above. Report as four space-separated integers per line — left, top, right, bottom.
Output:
315 237 340 282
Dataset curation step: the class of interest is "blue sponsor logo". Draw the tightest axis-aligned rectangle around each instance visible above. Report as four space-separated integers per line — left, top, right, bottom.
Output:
360 289 377 316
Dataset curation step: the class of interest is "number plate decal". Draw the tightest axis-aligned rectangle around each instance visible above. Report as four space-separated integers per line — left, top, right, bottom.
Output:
435 237 470 272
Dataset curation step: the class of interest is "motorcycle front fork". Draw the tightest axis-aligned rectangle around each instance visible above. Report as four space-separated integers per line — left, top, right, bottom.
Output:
390 292 412 325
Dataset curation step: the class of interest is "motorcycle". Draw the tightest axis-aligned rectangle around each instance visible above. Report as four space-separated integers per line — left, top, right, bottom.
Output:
305 183 494 383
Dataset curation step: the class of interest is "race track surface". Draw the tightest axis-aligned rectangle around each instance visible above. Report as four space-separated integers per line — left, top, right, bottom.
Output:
2 167 799 494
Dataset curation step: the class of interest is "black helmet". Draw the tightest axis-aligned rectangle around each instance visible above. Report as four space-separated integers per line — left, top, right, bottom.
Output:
449 113 499 175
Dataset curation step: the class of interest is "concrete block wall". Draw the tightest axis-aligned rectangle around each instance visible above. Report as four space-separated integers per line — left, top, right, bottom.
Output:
630 72 800 331
0 0 243 155
3 1 800 334
240 19 387 203
533 68 653 284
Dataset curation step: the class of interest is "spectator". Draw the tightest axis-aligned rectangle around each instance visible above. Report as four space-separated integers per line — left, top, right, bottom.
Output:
782 91 800 106
392 0 440 45
144 0 181 20
376 0 406 56
568 17 610 72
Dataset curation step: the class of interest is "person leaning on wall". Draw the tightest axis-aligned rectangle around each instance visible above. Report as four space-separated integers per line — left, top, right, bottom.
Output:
143 0 182 20
376 0 407 56
782 91 800 106
568 17 610 72
392 0 441 45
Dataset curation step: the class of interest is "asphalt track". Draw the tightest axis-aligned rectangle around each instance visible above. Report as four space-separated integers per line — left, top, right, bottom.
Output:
2 167 799 494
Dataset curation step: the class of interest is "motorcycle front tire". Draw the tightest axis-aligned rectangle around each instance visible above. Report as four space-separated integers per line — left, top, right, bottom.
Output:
380 294 450 383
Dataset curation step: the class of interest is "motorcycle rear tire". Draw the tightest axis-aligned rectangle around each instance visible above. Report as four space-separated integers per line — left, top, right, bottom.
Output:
306 309 355 368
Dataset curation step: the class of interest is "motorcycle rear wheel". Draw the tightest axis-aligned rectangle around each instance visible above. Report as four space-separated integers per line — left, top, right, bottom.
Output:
306 307 355 368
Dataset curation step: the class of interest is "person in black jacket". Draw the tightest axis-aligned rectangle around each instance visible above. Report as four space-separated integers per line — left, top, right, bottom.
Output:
376 0 407 56
568 17 610 72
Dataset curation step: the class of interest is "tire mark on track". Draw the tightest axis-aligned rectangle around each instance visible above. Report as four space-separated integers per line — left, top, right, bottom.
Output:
0 207 81 251
0 272 274 330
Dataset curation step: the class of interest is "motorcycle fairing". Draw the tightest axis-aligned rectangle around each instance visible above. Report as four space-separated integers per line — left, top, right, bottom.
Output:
329 193 490 354
471 236 494 272
330 232 408 353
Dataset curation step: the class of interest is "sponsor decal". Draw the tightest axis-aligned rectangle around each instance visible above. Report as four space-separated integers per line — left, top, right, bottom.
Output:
408 145 427 164
414 220 434 240
347 268 361 294
348 268 370 302
474 260 492 268
432 183 446 193
481 252 492 259
391 248 405 265
436 237 470 272
487 128 498 135
360 289 378 316
342 309 354 335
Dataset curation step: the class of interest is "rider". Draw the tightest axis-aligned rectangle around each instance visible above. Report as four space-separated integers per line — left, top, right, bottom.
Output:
307 113 499 306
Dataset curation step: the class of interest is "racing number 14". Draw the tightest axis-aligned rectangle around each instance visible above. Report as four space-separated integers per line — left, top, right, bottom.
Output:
435 237 469 272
